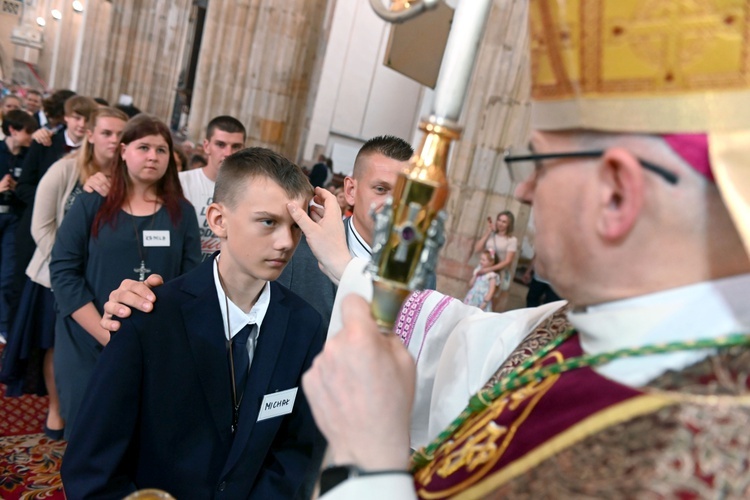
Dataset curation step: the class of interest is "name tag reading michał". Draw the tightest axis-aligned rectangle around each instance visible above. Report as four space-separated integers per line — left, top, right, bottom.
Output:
257 387 298 421
143 230 171 247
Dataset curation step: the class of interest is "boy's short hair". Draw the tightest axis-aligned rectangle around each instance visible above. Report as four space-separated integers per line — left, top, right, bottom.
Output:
353 135 413 178
214 147 312 209
27 89 43 98
64 96 98 121
2 109 38 136
206 115 246 142
43 89 76 121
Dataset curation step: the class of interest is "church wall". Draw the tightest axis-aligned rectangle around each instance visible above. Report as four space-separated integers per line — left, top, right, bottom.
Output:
41 1 84 91
76 0 192 119
2 0 535 306
0 0 84 90
301 0 425 175
186 0 330 161
1 0 189 122
0 1 27 81
435 0 533 300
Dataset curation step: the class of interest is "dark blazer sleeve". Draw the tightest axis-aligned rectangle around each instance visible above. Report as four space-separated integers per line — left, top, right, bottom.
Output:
15 140 47 207
61 314 143 499
278 235 336 330
309 163 328 188
179 199 202 274
249 311 327 498
49 192 101 317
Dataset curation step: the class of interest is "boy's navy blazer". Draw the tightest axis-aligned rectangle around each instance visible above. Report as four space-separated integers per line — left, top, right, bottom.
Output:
62 256 326 499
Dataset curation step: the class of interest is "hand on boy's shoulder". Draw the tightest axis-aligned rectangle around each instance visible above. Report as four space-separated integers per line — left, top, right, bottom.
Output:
100 275 164 332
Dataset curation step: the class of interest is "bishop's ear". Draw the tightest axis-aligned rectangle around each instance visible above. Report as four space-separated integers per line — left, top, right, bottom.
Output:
206 203 228 239
596 147 645 242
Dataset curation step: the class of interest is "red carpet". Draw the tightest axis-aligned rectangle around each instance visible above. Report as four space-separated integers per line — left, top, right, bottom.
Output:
0 384 46 437
0 345 66 499
0 434 66 499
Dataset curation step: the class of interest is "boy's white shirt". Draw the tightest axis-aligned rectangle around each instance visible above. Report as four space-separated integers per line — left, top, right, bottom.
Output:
212 254 270 365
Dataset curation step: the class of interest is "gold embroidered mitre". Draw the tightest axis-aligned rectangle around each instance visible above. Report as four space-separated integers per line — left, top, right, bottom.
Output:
529 0 750 254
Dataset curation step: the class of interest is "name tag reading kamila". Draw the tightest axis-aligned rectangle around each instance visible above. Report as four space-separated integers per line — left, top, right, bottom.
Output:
143 230 170 247
257 387 298 421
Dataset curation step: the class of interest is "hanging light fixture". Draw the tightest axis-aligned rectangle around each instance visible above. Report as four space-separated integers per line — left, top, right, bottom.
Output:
36 16 47 26
52 9 62 19
72 0 83 12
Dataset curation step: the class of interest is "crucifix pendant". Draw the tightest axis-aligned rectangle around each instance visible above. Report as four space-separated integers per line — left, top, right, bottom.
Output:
134 260 151 281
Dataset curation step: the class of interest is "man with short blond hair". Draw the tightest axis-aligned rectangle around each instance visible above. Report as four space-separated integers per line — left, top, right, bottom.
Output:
343 135 412 260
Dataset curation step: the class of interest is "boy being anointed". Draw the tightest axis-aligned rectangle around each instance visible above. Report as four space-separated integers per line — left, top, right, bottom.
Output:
62 148 325 499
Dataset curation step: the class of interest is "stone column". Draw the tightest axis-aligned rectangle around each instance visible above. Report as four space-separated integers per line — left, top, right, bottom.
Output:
10 0 44 83
75 0 192 119
69 0 112 95
187 0 329 158
436 0 532 299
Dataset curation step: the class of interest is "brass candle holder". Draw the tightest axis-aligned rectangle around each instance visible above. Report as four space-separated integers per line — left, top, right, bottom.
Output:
367 116 461 331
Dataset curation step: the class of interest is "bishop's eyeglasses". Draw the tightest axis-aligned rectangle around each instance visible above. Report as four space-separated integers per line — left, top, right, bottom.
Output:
503 149 679 185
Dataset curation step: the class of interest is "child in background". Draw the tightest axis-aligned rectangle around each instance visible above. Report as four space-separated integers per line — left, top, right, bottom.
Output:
463 249 499 312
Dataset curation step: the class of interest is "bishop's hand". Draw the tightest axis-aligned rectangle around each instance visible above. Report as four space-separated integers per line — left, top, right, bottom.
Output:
302 295 414 470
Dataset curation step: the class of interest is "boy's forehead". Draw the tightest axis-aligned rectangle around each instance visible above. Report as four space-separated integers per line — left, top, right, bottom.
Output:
237 175 308 207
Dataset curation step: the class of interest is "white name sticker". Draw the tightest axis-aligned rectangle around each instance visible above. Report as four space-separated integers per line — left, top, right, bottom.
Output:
257 387 298 422
143 230 170 247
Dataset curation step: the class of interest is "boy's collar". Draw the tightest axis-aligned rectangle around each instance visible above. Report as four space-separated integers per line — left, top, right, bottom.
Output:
212 254 271 340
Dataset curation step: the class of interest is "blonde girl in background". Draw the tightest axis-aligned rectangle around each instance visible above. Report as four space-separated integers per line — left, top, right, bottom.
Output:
463 249 499 312
473 210 517 311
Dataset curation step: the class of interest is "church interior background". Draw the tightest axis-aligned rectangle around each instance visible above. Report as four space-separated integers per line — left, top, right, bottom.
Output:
0 0 536 301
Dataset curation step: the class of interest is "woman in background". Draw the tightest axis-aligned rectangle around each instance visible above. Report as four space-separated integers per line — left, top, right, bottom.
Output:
473 210 517 312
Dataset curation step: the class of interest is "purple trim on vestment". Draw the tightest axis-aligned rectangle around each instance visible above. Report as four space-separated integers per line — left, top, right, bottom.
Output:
395 290 433 348
416 295 454 363
414 334 644 499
